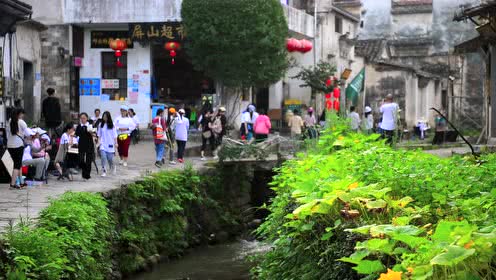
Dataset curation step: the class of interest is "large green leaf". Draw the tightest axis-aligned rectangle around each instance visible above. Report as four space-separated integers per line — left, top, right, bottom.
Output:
352 260 385 274
430 245 475 266
365 199 387 210
356 239 396 255
338 250 370 265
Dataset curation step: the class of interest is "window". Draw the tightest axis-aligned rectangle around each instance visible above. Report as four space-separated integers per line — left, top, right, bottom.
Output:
335 16 343 34
101 52 127 100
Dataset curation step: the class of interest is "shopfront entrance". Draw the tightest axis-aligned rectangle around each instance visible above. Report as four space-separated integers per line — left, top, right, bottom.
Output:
151 43 215 112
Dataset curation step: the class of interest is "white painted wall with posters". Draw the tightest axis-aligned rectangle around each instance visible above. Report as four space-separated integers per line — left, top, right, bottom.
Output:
79 28 152 128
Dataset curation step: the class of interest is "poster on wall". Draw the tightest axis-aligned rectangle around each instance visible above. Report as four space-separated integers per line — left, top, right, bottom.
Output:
129 91 139 104
102 79 120 89
79 79 101 96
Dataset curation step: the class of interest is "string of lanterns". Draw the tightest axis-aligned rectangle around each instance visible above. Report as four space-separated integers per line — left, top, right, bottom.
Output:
325 77 341 111
286 38 313 53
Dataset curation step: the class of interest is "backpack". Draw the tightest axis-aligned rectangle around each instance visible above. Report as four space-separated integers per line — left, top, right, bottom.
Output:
210 117 223 135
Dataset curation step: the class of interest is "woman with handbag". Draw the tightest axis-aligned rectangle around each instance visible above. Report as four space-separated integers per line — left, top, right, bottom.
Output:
199 109 214 160
55 122 77 181
151 109 168 167
76 113 95 180
98 111 118 176
114 105 136 167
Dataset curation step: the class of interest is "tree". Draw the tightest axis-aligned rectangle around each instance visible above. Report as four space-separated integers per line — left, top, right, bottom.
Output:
292 61 338 94
182 0 289 88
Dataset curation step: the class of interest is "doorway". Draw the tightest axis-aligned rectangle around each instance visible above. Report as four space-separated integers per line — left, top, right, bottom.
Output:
254 87 269 114
23 61 33 123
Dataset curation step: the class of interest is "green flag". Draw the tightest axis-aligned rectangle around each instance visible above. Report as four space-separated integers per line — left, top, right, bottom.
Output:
346 68 365 106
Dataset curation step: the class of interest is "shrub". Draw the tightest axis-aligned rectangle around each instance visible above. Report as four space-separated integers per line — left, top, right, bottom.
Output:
255 112 496 280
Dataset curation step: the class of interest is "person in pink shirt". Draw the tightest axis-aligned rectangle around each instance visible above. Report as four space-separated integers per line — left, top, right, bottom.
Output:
254 109 271 142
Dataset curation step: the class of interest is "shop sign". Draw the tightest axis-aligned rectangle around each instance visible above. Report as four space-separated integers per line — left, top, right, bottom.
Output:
129 22 185 42
91 31 134 49
102 79 120 89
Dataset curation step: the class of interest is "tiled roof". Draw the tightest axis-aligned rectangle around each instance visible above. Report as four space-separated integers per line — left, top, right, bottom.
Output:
391 0 433 14
355 39 385 61
393 0 433 6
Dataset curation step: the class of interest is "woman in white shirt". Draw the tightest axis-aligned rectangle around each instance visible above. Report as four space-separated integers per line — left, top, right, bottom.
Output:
362 106 374 134
98 111 118 177
55 122 77 181
128 108 140 145
114 105 136 167
6 109 28 189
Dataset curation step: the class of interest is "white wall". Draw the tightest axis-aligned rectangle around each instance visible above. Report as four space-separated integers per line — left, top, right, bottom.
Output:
23 0 64 25
79 28 151 127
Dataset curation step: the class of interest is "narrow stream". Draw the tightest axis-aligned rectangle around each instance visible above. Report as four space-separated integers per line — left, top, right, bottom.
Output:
132 240 270 280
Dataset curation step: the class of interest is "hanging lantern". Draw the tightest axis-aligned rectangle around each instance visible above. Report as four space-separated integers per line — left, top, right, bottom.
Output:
326 78 332 87
286 38 302 52
298 39 313 53
109 38 127 67
165 42 181 65
326 100 333 110
333 100 340 111
325 93 331 99
333 87 341 99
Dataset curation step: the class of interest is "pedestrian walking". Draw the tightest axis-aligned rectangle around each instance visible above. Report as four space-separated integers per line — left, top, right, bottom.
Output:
241 105 258 141
6 109 28 189
129 108 140 144
97 111 118 177
199 109 214 160
288 110 304 139
55 122 77 181
41 88 62 138
166 107 177 165
76 113 95 180
348 106 361 132
151 109 168 167
254 109 271 142
175 109 189 163
362 106 374 134
304 107 318 139
379 94 399 144
114 105 135 167
91 109 102 127
432 111 447 145
210 107 227 159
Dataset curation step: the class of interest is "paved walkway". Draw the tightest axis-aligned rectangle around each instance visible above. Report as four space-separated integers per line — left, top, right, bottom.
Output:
0 141 208 231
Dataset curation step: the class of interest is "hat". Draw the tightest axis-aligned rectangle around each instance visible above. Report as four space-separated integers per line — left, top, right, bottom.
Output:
169 108 176 114
178 109 185 114
248 105 256 112
33 127 47 135
219 107 226 112
24 128 36 136
364 106 372 113
308 107 314 113
120 105 129 111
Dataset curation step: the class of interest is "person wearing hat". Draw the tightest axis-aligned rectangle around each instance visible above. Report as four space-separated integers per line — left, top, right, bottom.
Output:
362 106 374 134
240 104 258 141
30 127 51 160
22 128 50 181
114 105 136 167
174 109 190 163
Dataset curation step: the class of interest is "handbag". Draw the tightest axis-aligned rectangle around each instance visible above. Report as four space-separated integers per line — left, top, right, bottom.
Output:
155 118 168 141
118 134 129 141
68 145 79 154
202 130 212 139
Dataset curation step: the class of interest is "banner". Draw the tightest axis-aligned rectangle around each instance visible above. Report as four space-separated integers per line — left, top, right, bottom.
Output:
346 68 365 105
129 22 185 43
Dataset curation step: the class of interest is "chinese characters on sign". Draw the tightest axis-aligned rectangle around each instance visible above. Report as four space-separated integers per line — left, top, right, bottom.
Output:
129 22 185 42
91 31 134 49
101 79 120 89
79 79 101 96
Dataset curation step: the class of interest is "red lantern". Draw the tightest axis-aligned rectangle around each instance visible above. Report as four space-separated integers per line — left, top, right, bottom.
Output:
326 79 332 87
333 87 341 99
286 38 301 52
298 39 313 53
165 42 181 65
325 93 331 99
333 100 340 111
326 100 332 110
109 39 127 67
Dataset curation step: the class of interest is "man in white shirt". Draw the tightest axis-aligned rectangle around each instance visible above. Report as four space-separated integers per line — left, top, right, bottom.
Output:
379 94 399 144
348 106 361 132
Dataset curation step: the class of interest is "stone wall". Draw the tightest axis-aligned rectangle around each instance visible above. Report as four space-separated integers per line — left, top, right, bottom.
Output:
40 25 71 122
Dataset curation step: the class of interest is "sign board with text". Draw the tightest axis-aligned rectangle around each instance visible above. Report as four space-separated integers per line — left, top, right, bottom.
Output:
129 22 185 42
101 79 120 89
91 31 134 48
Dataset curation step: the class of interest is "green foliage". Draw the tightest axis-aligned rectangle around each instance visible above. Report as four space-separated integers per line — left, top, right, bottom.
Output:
292 61 338 94
108 167 202 274
182 0 289 87
255 111 496 280
3 192 112 280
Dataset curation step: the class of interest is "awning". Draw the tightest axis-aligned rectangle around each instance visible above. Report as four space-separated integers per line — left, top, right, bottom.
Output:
454 36 493 54
0 0 32 36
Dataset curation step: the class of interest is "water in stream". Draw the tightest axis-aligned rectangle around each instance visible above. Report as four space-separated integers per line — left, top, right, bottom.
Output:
132 240 270 280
